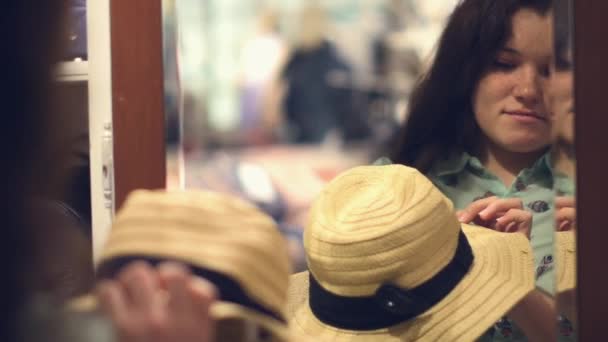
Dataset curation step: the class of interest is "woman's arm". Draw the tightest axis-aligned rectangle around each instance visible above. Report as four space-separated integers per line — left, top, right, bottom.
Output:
508 290 557 342
557 289 578 329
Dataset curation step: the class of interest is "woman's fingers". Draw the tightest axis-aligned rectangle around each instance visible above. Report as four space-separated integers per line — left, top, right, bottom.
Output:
116 261 160 311
477 198 523 221
188 277 217 315
556 207 576 222
458 197 524 232
556 206 576 231
555 196 575 209
158 262 193 314
97 280 129 325
457 196 499 223
555 196 576 231
188 277 218 342
157 263 218 342
495 209 533 238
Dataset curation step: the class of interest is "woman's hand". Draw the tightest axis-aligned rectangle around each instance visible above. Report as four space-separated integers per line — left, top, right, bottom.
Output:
96 261 217 342
457 196 532 238
555 196 576 231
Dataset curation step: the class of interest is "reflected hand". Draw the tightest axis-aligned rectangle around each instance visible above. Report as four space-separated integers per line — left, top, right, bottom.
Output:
555 196 576 231
457 196 532 238
96 261 217 342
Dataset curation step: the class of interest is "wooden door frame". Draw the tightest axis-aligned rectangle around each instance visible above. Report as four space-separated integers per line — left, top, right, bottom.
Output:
110 0 166 209
108 0 608 337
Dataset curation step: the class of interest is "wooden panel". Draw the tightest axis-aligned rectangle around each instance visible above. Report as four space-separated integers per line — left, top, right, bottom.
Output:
574 1 608 338
110 0 166 208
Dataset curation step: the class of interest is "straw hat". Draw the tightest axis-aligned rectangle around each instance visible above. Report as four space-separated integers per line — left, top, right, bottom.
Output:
555 230 576 293
287 164 535 341
71 189 301 341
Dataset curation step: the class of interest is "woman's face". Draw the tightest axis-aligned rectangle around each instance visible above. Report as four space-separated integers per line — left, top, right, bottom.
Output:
473 8 553 154
547 49 574 144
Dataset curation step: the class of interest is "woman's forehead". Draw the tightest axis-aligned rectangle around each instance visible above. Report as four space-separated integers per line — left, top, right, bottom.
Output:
503 8 552 59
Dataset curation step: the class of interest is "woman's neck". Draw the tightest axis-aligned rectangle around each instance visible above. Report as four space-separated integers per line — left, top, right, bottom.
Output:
552 144 576 179
476 140 547 187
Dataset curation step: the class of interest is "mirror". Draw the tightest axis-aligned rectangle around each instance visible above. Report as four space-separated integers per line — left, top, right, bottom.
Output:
161 0 456 272
161 0 571 340
551 0 577 338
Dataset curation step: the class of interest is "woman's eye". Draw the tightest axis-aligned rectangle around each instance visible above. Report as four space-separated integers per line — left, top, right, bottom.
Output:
493 60 516 71
555 56 573 71
539 64 551 78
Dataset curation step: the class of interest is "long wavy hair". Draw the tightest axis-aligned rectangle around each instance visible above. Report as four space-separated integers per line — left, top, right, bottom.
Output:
390 0 553 172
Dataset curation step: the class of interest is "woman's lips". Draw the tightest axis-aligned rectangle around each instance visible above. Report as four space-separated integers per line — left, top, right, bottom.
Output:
504 110 547 123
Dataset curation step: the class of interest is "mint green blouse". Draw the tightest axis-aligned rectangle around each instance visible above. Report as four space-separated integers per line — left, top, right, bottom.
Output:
428 152 562 296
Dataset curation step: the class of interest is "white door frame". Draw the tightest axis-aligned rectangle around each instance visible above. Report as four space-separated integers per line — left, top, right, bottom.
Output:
87 0 114 263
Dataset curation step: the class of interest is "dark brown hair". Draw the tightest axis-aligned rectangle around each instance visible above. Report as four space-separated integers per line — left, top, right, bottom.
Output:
390 0 553 172
553 0 573 71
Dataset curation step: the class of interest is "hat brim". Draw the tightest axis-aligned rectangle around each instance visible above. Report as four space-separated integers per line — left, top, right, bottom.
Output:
67 295 302 342
287 225 535 341
555 231 576 293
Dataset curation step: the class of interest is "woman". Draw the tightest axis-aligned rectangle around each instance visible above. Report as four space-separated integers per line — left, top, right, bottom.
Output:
390 0 570 340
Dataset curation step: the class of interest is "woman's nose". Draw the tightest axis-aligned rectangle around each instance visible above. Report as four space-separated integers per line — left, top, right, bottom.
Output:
514 67 542 104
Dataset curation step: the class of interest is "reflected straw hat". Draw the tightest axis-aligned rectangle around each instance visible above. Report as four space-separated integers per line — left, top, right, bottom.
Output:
287 164 535 341
72 189 301 341
555 230 576 293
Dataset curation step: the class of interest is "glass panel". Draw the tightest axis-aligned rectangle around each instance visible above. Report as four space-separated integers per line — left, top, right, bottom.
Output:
551 0 577 338
62 0 88 61
161 1 571 340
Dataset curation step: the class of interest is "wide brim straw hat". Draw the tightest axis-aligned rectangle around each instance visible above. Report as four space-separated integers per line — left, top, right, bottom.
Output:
555 230 576 293
286 165 535 341
70 189 302 341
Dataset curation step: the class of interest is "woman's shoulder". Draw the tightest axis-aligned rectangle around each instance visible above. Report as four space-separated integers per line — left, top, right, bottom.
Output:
371 157 393 166
370 155 464 179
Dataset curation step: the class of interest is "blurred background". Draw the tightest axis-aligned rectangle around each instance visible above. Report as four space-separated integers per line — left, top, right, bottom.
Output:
162 0 458 270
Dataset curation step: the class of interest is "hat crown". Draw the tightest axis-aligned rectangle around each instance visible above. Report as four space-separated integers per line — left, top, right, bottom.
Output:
305 165 461 297
101 190 291 318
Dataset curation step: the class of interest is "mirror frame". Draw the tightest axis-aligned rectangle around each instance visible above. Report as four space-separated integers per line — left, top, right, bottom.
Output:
573 1 608 338
110 0 166 209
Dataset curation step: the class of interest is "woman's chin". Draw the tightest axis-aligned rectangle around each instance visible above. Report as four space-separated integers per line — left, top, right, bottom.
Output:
501 138 551 154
